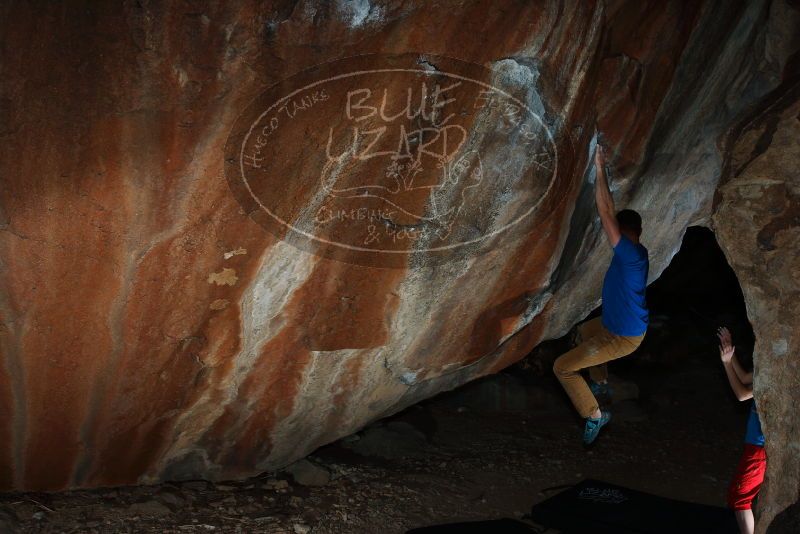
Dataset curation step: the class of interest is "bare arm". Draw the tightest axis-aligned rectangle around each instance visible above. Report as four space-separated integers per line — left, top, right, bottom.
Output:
594 146 621 247
718 327 753 384
730 354 753 385
722 362 753 401
718 327 754 401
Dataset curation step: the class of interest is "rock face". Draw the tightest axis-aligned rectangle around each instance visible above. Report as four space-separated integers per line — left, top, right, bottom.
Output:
713 78 800 529
0 0 797 528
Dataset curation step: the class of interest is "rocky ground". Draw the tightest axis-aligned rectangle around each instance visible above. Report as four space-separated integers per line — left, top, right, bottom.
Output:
0 324 748 533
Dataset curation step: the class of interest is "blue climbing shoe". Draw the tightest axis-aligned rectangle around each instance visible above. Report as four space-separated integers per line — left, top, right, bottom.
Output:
583 411 611 445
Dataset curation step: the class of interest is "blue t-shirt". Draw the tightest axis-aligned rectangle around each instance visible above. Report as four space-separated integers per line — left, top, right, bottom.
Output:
745 402 765 447
601 236 649 336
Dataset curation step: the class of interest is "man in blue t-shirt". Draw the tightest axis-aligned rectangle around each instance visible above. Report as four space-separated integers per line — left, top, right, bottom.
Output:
553 145 649 445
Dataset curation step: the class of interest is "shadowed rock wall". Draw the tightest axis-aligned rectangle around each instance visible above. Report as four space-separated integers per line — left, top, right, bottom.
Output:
0 2 797 529
713 63 800 531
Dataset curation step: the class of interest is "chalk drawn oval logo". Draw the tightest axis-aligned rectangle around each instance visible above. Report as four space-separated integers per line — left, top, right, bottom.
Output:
225 54 561 267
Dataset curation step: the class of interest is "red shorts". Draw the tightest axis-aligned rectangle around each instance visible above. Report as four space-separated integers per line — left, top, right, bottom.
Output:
727 444 766 511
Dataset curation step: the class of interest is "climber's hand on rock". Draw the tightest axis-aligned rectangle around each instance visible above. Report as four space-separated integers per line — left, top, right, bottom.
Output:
594 144 606 169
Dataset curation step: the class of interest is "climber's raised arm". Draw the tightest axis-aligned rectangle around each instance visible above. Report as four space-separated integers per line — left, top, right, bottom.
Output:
718 326 754 385
718 326 754 401
594 146 621 247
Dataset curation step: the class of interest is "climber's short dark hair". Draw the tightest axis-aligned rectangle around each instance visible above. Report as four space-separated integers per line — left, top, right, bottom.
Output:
616 209 642 236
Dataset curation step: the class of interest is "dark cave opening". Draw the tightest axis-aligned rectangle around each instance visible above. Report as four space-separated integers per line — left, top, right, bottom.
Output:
515 224 756 407
570 224 757 427
640 225 755 371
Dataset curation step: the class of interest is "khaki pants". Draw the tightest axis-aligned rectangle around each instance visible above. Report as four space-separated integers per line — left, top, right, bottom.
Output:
553 317 645 418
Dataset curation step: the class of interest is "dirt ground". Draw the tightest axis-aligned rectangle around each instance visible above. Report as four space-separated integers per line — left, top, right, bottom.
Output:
0 322 750 533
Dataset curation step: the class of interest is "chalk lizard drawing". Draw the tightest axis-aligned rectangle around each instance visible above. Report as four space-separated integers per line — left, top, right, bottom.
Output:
319 124 483 240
